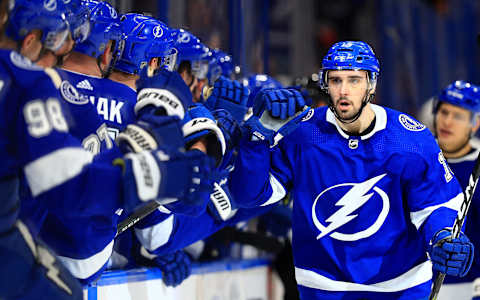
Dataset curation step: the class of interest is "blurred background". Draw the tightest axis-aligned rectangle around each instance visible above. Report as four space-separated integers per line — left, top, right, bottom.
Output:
108 0 480 117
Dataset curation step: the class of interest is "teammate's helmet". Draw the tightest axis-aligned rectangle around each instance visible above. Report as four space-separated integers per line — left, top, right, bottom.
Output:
63 0 90 44
435 80 480 114
74 0 122 59
172 29 210 79
115 13 174 75
319 41 380 90
207 49 234 83
6 0 71 51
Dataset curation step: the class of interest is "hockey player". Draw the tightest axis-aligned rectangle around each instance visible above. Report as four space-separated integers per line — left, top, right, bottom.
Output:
433 80 480 299
1 0 215 288
172 28 210 102
228 41 474 299
61 0 132 140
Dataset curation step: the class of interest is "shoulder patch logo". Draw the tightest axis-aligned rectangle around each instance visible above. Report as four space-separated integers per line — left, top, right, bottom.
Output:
301 108 315 122
10 52 42 70
398 114 425 132
60 80 88 105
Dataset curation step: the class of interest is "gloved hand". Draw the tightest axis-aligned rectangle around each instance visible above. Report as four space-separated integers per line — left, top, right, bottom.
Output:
212 109 242 153
115 113 184 153
247 88 312 147
204 76 249 123
136 68 194 120
182 104 226 167
117 149 214 215
207 170 237 221
154 251 192 287
429 229 474 277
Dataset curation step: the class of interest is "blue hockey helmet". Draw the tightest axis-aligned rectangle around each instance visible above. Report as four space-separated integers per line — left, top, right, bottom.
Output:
74 0 123 59
172 29 210 79
320 41 380 90
207 49 234 84
6 0 71 52
63 0 90 44
435 80 480 115
115 13 175 75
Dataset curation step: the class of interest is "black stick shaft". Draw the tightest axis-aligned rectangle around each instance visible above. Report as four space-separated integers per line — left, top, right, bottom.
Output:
428 153 480 300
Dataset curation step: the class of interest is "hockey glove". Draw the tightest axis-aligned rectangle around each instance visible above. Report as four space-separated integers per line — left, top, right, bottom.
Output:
429 228 474 277
182 104 226 167
212 109 242 153
251 88 312 147
204 76 249 123
207 170 237 221
154 251 192 287
136 68 194 119
117 149 214 215
116 113 185 154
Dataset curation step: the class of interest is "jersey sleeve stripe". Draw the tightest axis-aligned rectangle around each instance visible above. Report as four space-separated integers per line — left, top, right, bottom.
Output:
24 148 93 197
56 240 114 280
409 192 463 230
134 214 174 251
295 260 432 292
260 173 287 206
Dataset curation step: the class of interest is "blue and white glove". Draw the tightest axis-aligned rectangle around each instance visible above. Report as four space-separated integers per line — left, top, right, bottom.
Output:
182 104 226 167
136 68 194 119
204 76 250 123
207 170 237 221
116 113 185 153
429 229 474 277
117 149 214 216
248 88 312 147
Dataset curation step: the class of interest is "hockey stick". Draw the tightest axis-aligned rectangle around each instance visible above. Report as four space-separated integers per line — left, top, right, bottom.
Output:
116 198 177 236
428 152 480 300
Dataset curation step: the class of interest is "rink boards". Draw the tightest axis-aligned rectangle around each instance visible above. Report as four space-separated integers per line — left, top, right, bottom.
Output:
83 258 276 300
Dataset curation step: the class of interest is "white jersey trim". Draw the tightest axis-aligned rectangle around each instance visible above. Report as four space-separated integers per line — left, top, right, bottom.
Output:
134 214 174 251
447 148 479 164
410 192 463 230
326 104 387 140
57 240 114 279
261 173 287 206
295 260 432 292
25 148 93 197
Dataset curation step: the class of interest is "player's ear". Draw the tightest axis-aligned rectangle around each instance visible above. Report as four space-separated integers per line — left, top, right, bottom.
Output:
472 114 480 134
101 41 113 66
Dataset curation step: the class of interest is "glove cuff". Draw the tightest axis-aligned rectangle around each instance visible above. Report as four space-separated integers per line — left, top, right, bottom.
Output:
136 88 186 119
116 124 159 153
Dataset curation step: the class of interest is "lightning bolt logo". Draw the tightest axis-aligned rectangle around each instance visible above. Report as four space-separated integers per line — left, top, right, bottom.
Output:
313 174 388 241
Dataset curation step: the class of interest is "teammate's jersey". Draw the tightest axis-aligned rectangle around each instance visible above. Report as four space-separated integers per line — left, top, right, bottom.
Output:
62 70 137 139
34 69 126 284
230 104 463 299
0 49 116 298
444 147 480 283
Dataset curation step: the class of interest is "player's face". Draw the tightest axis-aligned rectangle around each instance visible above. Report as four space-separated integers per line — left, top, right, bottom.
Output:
435 102 475 154
327 70 370 120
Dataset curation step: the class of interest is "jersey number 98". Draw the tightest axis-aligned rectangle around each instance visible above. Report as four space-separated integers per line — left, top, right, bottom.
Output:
23 98 69 138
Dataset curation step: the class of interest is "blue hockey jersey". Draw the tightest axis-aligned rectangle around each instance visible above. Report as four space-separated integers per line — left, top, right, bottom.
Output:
62 70 137 140
230 104 463 299
444 148 480 284
34 70 127 283
0 49 120 298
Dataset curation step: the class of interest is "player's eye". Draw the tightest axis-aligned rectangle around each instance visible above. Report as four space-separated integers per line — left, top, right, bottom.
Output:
329 78 341 84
